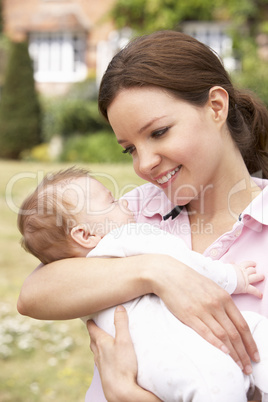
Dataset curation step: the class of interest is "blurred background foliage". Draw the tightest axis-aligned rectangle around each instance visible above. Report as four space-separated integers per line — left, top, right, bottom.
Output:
110 0 267 33
0 0 268 163
0 41 42 159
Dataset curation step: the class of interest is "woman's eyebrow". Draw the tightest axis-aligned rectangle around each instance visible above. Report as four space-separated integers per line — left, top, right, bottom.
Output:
138 116 167 134
117 116 167 144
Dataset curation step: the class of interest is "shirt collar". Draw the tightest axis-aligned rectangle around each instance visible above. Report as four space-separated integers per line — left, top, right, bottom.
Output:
240 177 268 226
138 177 268 225
138 184 174 218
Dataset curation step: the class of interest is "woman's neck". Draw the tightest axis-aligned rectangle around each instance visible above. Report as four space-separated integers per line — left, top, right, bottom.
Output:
187 173 261 253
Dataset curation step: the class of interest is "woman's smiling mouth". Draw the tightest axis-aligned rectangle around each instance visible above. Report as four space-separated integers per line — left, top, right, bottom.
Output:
156 166 181 185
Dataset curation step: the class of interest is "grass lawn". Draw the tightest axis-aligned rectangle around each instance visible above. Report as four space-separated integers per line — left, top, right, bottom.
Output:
0 159 146 402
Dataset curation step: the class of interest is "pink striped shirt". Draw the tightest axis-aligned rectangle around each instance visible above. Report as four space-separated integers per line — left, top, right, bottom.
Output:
124 178 268 318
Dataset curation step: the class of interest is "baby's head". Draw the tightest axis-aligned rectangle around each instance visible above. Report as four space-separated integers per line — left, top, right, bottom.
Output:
18 167 135 264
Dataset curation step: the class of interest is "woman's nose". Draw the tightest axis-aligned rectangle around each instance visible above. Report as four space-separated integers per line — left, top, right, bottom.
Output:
137 148 160 176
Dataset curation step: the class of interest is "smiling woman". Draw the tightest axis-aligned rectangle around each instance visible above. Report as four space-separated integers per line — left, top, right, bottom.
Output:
107 86 232 212
18 31 268 402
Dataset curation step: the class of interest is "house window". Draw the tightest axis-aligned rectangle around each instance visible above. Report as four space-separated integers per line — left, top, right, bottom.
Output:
182 22 239 71
29 32 87 83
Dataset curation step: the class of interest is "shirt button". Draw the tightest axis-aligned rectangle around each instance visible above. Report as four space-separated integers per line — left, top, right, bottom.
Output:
235 230 242 237
210 249 219 257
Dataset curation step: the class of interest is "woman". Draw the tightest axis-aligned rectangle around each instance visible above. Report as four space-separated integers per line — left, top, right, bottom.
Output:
18 31 268 400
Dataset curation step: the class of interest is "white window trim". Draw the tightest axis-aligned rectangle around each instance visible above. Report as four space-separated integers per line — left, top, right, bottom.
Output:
29 31 88 83
182 22 239 72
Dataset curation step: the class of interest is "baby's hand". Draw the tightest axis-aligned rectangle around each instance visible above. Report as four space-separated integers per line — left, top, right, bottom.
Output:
233 261 265 298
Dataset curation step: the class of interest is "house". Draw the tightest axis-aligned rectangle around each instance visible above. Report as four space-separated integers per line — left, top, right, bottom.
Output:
5 1 263 96
181 21 238 71
3 0 118 94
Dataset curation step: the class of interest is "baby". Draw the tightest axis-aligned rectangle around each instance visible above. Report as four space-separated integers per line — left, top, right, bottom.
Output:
18 167 268 401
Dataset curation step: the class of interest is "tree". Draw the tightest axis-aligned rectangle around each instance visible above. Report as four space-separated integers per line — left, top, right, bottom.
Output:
110 0 215 34
110 0 268 106
0 0 3 34
0 41 42 159
110 0 268 34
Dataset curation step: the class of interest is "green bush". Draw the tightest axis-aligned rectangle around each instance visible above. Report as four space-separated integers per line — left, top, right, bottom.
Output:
231 36 268 108
61 131 131 163
21 142 51 162
233 61 268 108
67 76 98 100
0 41 42 159
0 35 9 86
59 100 110 138
42 98 111 141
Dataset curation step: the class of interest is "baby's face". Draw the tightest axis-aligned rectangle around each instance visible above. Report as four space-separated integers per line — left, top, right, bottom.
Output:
68 177 136 236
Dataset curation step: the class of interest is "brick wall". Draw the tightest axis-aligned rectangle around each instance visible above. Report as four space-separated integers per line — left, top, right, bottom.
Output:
2 0 117 92
3 0 116 42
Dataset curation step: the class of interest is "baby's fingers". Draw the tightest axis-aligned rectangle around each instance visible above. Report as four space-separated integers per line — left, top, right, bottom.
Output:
239 261 256 269
248 273 265 286
247 284 263 299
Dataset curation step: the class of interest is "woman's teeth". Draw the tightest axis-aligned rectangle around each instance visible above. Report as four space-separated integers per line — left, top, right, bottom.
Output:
156 167 180 184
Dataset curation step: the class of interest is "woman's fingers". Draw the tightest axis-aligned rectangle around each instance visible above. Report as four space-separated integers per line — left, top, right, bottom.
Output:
157 261 256 369
87 307 141 401
186 312 245 368
113 306 138 379
206 298 260 374
226 301 260 367
187 311 254 374
87 319 104 365
174 278 259 375
113 305 131 342
213 311 252 374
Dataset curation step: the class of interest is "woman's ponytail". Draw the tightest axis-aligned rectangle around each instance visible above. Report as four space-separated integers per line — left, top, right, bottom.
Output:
227 89 268 178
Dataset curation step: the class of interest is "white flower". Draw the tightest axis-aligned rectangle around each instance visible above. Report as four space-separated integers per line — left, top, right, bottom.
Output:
0 344 12 358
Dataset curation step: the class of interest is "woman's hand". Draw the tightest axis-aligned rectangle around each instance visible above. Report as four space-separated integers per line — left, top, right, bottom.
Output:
87 306 162 402
149 255 260 376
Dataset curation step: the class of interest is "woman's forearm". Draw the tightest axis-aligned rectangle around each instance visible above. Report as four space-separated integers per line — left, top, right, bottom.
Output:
17 253 259 375
17 254 160 320
112 384 162 402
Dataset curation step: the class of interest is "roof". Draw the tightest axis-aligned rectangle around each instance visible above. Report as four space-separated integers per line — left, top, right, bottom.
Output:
27 4 91 32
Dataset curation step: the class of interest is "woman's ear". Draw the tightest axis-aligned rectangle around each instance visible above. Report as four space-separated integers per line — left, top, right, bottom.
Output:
208 86 229 123
71 224 102 250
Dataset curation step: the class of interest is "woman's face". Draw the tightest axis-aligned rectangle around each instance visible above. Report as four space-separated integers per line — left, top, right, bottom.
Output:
107 87 228 206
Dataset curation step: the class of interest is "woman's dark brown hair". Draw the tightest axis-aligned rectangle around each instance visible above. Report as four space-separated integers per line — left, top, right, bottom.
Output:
99 30 268 178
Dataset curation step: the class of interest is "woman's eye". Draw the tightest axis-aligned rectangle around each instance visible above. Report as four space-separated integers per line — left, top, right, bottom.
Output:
122 146 135 155
152 127 169 138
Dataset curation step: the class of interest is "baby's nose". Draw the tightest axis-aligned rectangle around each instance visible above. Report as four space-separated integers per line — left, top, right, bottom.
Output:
120 199 129 208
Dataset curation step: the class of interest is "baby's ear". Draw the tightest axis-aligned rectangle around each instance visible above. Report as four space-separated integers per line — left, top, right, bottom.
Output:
71 224 101 249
